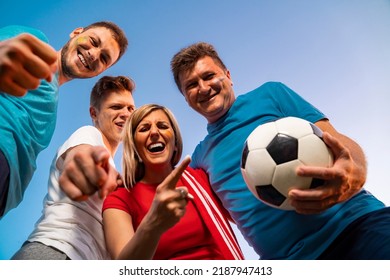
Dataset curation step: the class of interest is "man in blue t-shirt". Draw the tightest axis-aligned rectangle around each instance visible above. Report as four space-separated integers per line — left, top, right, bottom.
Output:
0 22 128 218
169 42 390 259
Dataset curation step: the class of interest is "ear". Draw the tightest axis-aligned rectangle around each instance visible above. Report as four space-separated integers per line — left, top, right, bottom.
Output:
90 106 97 121
226 69 233 86
70 27 84 38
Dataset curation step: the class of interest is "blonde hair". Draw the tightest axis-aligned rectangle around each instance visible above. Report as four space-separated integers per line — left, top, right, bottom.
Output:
122 104 183 189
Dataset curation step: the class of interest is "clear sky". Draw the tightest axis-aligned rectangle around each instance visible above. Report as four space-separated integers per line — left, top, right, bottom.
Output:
0 0 389 260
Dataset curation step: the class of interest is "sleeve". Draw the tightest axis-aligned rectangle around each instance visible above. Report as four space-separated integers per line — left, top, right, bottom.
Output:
102 187 131 213
57 126 104 158
55 126 112 169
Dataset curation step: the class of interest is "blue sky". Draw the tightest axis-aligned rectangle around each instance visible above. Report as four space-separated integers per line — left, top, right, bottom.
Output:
0 0 389 260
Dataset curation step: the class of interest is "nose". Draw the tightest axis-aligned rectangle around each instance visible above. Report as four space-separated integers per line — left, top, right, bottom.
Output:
119 108 131 121
198 80 210 95
150 124 160 140
88 48 100 62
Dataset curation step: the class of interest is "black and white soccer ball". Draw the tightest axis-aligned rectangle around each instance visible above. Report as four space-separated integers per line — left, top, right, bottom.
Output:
240 117 334 210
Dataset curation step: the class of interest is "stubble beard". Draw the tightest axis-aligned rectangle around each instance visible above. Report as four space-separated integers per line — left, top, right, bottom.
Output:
60 41 83 80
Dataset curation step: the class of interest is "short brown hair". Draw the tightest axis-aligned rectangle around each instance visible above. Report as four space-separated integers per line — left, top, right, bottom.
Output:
90 75 135 109
83 21 128 62
170 42 227 93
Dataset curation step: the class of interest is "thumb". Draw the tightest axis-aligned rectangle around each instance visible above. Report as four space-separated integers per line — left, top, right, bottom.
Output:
45 61 58 82
322 132 339 159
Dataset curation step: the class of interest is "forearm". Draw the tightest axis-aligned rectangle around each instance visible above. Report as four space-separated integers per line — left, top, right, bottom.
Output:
116 217 163 260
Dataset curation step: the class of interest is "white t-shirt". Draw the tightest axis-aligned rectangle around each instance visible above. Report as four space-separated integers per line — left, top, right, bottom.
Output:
27 126 114 259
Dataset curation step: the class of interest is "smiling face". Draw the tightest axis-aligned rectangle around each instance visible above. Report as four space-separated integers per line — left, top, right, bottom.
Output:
91 89 135 155
178 56 235 123
60 27 120 82
134 109 177 174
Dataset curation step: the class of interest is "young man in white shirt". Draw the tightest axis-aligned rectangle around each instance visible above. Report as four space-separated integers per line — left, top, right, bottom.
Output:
12 75 135 259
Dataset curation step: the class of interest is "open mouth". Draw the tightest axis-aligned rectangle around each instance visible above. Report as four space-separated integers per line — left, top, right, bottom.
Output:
115 122 125 128
77 50 90 70
147 142 165 153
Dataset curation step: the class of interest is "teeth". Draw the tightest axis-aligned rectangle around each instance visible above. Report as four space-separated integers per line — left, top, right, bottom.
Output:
78 53 88 68
148 143 164 152
199 93 217 103
150 143 163 149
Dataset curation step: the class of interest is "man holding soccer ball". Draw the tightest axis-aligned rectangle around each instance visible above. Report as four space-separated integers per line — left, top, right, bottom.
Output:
170 42 390 259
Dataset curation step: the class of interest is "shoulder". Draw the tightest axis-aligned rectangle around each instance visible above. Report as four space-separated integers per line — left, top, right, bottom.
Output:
67 126 103 142
185 166 208 180
236 82 299 105
241 81 288 96
61 125 104 147
183 166 211 188
259 81 299 95
0 25 49 43
56 126 105 159
106 186 130 199
103 187 131 211
72 125 101 135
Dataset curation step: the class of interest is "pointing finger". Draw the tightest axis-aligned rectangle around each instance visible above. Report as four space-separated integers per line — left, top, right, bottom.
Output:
160 155 191 191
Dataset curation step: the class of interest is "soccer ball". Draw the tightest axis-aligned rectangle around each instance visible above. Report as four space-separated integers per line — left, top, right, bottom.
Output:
240 117 334 210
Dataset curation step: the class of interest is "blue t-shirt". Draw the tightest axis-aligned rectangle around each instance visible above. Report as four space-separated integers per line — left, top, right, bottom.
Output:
0 26 59 217
191 81 385 259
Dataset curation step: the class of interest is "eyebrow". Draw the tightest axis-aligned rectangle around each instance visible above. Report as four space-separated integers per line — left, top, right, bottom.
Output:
139 120 170 126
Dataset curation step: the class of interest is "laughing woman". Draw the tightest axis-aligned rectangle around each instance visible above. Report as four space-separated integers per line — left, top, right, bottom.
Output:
102 104 243 260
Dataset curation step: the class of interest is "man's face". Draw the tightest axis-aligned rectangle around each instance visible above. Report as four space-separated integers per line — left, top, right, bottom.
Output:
60 27 120 80
92 90 135 148
178 56 235 123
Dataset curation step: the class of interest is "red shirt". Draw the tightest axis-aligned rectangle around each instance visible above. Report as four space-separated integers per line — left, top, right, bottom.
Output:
103 167 237 260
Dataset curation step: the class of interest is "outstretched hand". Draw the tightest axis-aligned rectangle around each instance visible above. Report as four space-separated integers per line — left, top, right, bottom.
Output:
0 33 57 96
289 132 364 214
59 145 119 201
145 156 193 234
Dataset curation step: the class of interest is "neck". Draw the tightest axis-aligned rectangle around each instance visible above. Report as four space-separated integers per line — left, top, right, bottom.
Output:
101 137 119 158
141 164 173 185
